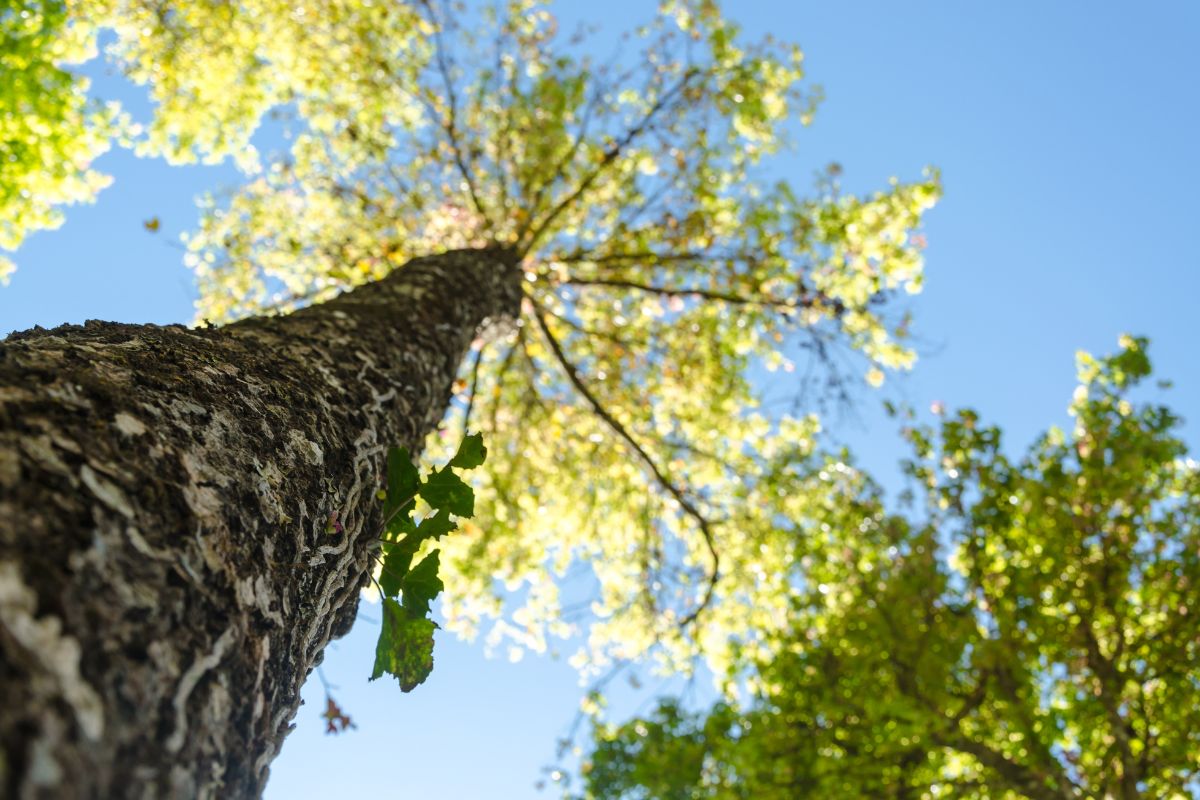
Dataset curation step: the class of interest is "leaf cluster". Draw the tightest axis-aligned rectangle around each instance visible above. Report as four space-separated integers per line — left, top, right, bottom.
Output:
369 433 486 691
0 0 118 281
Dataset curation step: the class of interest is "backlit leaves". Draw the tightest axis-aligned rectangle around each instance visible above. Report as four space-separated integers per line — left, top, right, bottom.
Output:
46 1 940 685
370 433 485 690
400 551 444 619
0 0 118 279
447 432 487 469
371 600 436 693
383 445 420 533
419 468 475 518
83 0 429 168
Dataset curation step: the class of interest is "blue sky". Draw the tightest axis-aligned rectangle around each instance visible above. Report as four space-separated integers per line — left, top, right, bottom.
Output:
3 3 1198 798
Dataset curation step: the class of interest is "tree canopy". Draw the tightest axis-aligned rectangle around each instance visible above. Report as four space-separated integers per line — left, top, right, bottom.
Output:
583 339 1200 799
4 0 943 683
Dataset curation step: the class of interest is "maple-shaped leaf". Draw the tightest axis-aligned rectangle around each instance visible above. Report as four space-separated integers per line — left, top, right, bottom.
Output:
448 431 487 469
378 536 420 598
378 509 455 598
418 468 474 517
400 550 444 618
370 598 436 692
414 507 456 542
383 446 421 538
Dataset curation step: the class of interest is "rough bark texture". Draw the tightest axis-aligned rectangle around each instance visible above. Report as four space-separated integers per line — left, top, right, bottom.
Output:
0 247 521 799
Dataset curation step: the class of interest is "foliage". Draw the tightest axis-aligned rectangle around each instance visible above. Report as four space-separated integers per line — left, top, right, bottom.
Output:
0 0 118 281
15 4 1194 796
582 338 1200 799
369 433 486 691
33 0 941 691
320 695 356 735
117 0 935 678
82 0 431 169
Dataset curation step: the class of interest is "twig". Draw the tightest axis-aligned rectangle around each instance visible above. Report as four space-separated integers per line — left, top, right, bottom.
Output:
421 0 495 231
519 68 700 254
562 276 803 311
462 344 485 438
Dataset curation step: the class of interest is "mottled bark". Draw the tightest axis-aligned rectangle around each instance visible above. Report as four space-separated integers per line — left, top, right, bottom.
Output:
0 247 521 799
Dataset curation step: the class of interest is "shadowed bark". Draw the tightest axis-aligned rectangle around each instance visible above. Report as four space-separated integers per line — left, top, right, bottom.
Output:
0 247 521 799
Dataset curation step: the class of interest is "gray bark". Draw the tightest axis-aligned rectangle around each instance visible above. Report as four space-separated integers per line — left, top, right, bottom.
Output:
0 247 522 798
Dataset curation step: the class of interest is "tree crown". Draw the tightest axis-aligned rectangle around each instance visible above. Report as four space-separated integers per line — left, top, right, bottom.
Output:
14 0 939 683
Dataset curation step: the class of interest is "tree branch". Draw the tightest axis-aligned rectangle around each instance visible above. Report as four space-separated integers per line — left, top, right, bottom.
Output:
555 249 716 266
487 328 522 434
520 80 603 235
529 297 719 627
932 733 1075 800
421 0 495 232
561 276 804 311
518 68 699 253
461 343 485 438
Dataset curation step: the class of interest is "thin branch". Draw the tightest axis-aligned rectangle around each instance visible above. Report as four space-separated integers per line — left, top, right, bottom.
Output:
536 300 644 348
421 0 495 231
385 162 420 207
555 249 714 266
461 343 485 438
611 174 677 234
932 733 1077 800
1078 619 1141 796
519 68 700 254
529 298 719 627
520 80 603 232
488 329 521 434
490 17 513 220
562 276 803 311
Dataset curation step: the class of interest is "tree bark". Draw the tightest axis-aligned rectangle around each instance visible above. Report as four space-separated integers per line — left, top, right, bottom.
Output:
0 247 522 799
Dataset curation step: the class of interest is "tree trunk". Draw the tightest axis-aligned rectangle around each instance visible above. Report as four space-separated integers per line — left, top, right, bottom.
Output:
0 247 522 799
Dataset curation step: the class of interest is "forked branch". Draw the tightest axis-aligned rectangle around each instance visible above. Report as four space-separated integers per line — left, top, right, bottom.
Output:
519 67 701 254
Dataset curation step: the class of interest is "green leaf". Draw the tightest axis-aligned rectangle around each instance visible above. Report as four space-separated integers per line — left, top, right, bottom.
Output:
401 550 444 617
370 598 436 692
378 509 456 597
378 536 420 598
419 467 474 517
383 510 417 541
415 507 457 541
448 431 488 470
384 446 420 521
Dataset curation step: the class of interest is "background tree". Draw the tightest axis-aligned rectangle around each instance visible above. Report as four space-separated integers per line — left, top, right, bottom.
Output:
1 1 937 796
583 338 1200 799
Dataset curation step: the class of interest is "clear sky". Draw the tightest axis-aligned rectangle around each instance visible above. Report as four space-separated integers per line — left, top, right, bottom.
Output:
3 3 1198 798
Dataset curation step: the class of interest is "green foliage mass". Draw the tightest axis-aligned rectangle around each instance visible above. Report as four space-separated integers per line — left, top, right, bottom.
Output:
0 0 118 282
34 0 939 679
583 338 1200 799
